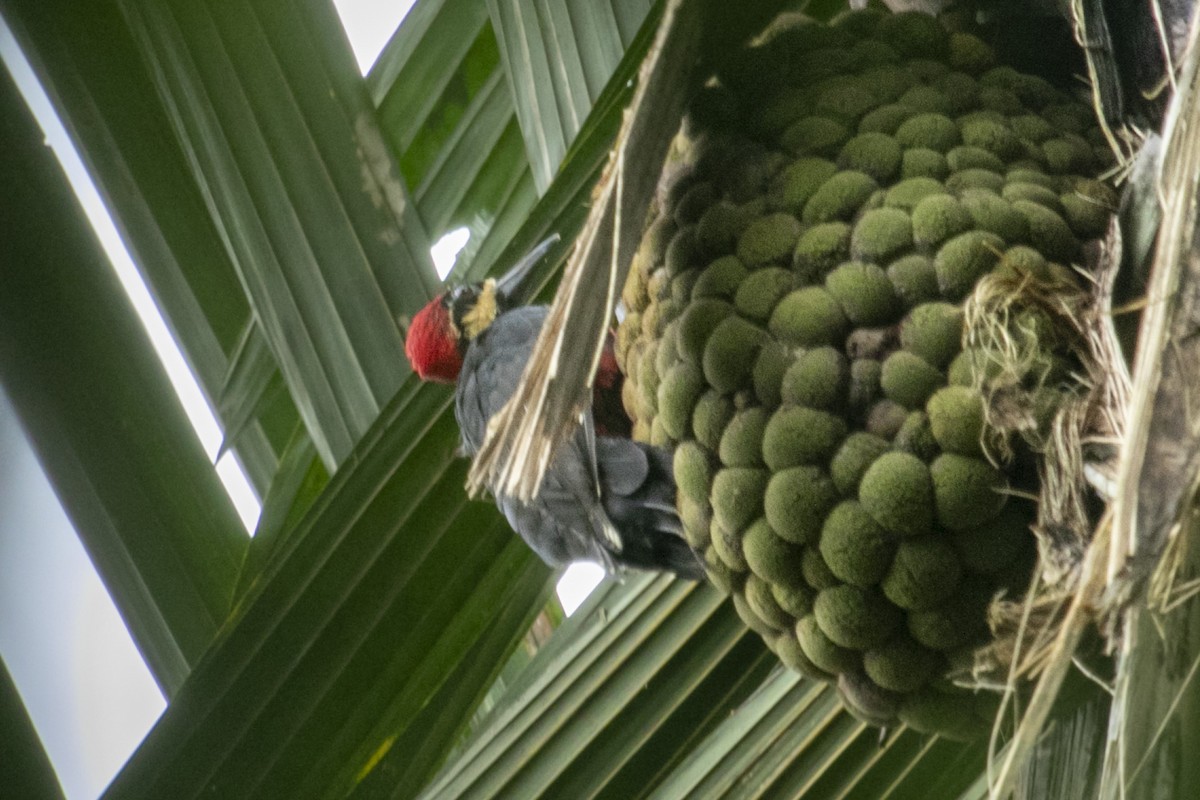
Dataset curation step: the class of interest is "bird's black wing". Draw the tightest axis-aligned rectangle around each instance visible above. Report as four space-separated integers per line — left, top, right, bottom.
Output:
457 308 618 569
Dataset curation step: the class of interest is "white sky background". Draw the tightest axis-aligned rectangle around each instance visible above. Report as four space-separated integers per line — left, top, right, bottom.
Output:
333 0 418 73
0 3 603 796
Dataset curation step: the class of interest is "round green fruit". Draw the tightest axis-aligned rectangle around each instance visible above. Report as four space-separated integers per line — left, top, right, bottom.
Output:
802 546 841 590
820 500 898 587
934 230 1004 301
936 72 980 113
895 113 960 152
678 496 712 550
696 203 755 258
887 254 940 306
702 546 741 594
881 350 945 409
734 267 795 323
911 194 972 249
768 286 850 347
838 670 902 726
711 517 749 573
863 635 941 692
743 518 806 588
1012 199 1080 262
901 148 949 179
673 182 717 226
859 451 935 537
839 132 903 182
691 390 734 451
898 85 953 115
737 213 804 266
773 581 816 618
733 591 779 636
1002 180 1063 211
859 104 914 135
948 32 995 74
893 411 939 461
1008 114 1056 143
657 362 705 441
774 630 832 681
1059 190 1112 238
850 208 913 263
826 261 902 326
752 340 790 408
830 432 891 496
673 439 713 505
960 189 1030 243
783 116 852 158
711 467 769 534
946 145 1004 173
664 226 700 276
930 453 1007 530
945 167 1005 195
703 316 769 393
814 584 903 650
781 346 849 409
901 302 963 368
960 118 1022 160
793 222 852 282
797 614 860 674
763 406 849 470
745 574 795 630
719 407 769 467
691 256 748 300
803 170 879 223
774 158 839 216
677 298 734 365
884 176 948 210
877 11 950 58
907 599 985 651
926 385 985 456
880 536 963 610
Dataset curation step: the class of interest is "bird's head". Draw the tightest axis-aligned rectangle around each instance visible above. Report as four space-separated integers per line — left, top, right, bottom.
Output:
405 234 560 383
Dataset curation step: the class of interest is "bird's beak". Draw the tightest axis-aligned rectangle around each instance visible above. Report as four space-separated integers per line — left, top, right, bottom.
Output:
494 234 561 304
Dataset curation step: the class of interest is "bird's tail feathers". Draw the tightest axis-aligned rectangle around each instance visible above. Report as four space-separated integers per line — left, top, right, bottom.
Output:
594 437 706 581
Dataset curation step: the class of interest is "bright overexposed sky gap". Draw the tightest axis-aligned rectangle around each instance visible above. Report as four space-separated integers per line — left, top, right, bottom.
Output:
557 563 607 615
431 226 471 279
334 0 419 73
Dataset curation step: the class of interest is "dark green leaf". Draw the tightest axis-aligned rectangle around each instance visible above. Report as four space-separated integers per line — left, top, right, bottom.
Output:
421 576 776 799
3 0 295 492
233 425 327 601
485 0 653 191
0 63 247 695
216 321 286 460
103 376 553 799
116 0 438 467
0 658 65 800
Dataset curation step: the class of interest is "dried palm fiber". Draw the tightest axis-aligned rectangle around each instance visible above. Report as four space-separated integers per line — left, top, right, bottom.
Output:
616 7 1119 737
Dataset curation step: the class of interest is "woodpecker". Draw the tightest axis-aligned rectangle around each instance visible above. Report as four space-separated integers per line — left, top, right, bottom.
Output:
404 238 705 580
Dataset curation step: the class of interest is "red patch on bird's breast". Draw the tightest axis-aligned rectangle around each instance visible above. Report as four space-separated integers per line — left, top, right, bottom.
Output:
405 297 463 383
592 331 631 437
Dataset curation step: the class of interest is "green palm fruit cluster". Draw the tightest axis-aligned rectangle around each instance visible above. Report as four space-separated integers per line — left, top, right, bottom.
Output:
616 8 1116 737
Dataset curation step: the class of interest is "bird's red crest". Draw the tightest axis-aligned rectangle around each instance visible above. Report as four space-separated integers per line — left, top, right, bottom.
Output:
405 295 463 383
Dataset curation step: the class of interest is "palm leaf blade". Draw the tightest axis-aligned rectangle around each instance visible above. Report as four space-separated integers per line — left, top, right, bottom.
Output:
0 62 247 694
